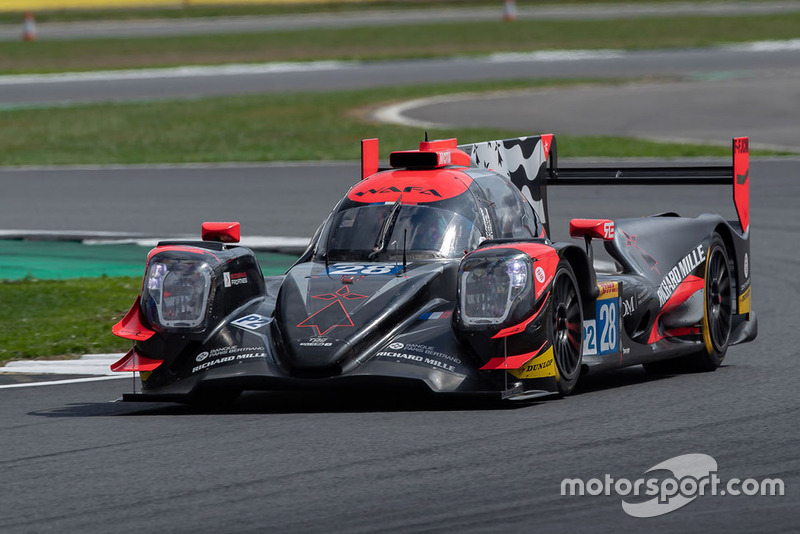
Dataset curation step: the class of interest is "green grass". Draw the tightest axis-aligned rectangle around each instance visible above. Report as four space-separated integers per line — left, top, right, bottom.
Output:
0 78 781 166
0 276 138 361
3 12 800 74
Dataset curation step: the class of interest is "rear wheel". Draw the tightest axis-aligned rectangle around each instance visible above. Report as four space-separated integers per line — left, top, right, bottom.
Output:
644 234 732 374
550 262 583 396
694 235 732 370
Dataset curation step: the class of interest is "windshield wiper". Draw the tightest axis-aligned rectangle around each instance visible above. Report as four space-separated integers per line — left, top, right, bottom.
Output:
368 196 402 261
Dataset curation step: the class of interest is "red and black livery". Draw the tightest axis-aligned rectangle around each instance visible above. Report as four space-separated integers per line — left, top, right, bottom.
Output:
112 134 756 403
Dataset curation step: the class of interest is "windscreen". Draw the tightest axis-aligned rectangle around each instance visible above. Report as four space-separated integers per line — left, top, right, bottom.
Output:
325 204 483 261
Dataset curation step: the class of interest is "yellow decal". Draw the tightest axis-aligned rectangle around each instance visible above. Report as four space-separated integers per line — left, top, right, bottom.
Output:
738 286 751 315
597 281 619 299
509 347 556 379
139 371 152 382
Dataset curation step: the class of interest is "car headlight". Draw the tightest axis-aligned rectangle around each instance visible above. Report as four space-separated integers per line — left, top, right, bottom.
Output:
141 259 213 330
459 253 531 326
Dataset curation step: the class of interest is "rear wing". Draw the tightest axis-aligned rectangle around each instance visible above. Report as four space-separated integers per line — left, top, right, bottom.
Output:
459 135 750 239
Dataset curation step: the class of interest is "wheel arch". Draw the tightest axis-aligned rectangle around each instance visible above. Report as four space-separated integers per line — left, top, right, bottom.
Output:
709 222 743 313
553 242 597 310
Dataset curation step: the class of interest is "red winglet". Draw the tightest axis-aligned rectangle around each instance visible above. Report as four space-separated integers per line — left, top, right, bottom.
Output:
112 297 155 341
480 341 548 370
361 138 379 180
202 221 240 243
110 348 163 373
733 137 749 232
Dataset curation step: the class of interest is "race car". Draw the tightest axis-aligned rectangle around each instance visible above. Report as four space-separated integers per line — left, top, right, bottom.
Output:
111 134 757 403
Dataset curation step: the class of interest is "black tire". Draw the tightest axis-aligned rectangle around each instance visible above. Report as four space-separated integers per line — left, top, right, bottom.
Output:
550 261 584 396
693 235 733 371
643 234 732 374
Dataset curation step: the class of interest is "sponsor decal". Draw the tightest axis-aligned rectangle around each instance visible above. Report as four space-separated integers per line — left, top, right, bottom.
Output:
418 311 453 320
297 285 368 336
223 272 231 287
622 295 636 318
228 272 248 286
584 287 619 356
509 347 556 379
376 351 457 373
738 286 752 315
561 452 784 518
597 281 619 298
299 337 334 347
353 186 442 198
603 221 615 240
327 263 402 276
623 231 660 274
231 313 271 332
744 253 749 279
480 206 494 240
736 169 749 185
377 342 462 372
657 244 705 307
191 346 266 373
739 277 751 293
535 266 546 284
734 137 749 155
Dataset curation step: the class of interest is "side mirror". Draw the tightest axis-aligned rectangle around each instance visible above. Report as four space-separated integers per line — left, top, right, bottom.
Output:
202 221 240 243
569 219 615 241
569 219 614 263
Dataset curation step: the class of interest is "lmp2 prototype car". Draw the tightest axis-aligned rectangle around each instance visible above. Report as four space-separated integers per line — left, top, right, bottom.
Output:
111 134 757 403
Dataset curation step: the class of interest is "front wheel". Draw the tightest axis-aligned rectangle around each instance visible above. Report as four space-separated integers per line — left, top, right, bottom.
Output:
550 262 584 396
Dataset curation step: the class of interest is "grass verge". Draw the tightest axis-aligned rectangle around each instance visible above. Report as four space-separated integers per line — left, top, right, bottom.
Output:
2 12 800 73
0 79 780 166
0 276 138 361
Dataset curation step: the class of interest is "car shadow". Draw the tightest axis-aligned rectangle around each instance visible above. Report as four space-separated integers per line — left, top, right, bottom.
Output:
29 364 709 418
29 388 530 418
571 365 673 396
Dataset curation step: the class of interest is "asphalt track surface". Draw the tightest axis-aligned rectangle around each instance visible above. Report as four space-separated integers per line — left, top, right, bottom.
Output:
384 69 800 151
4 45 800 108
1 160 798 532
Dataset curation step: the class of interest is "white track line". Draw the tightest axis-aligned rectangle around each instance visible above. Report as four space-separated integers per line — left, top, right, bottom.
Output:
0 60 353 85
0 354 122 375
0 376 127 390
0 354 133 389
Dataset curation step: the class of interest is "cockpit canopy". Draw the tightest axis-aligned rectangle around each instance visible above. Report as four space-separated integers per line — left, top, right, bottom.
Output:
316 169 542 262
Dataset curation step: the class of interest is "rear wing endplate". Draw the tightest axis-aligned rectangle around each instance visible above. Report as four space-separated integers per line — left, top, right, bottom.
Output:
548 136 750 235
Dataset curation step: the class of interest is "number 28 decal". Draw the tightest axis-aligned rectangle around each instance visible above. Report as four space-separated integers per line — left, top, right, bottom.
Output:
583 299 619 356
327 263 403 276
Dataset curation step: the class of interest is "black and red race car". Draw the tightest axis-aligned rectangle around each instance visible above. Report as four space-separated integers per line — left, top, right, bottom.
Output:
111 134 757 403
